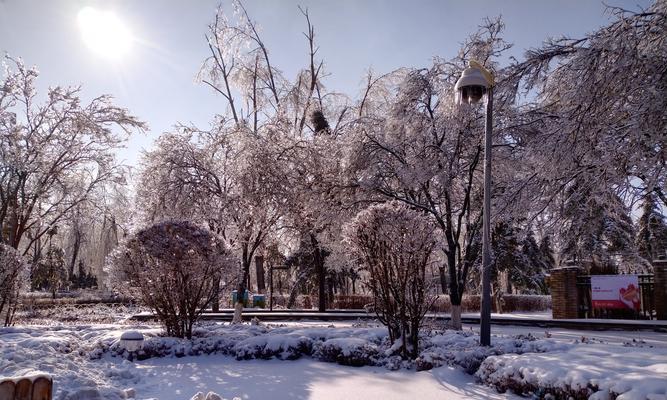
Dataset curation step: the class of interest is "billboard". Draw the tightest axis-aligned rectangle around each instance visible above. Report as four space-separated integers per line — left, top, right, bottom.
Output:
591 275 640 310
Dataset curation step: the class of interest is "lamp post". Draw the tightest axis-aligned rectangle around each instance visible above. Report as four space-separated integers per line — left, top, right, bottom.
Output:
455 60 494 346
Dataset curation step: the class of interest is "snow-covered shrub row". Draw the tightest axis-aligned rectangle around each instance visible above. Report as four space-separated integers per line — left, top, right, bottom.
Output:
85 322 565 374
415 331 570 373
13 304 145 325
312 338 379 366
430 294 551 313
19 291 135 308
475 343 667 400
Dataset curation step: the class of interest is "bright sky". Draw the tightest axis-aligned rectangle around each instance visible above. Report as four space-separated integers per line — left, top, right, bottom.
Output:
0 0 653 169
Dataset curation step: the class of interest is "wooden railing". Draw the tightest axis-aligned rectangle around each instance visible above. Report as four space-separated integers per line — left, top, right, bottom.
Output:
0 376 52 400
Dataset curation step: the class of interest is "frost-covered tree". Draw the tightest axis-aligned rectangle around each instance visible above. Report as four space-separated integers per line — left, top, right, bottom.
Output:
107 221 231 339
507 2 667 230
349 19 526 329
0 243 27 326
169 1 354 319
636 194 667 263
559 184 643 272
0 56 145 254
345 202 438 359
136 125 286 320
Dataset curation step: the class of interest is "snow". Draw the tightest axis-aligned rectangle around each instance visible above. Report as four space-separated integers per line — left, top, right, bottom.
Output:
1 321 666 399
136 355 518 400
477 344 667 400
0 369 51 384
120 331 144 341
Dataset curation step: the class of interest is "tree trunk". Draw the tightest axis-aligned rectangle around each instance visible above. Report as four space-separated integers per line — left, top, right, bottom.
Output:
211 276 220 312
438 266 447 294
232 246 252 324
255 255 265 294
310 233 326 312
68 230 81 280
450 304 462 330
447 252 464 330
232 302 244 324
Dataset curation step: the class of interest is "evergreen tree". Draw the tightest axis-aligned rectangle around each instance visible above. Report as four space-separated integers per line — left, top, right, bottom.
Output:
32 245 67 298
491 222 522 293
520 231 549 294
539 235 556 270
560 182 638 272
636 194 667 262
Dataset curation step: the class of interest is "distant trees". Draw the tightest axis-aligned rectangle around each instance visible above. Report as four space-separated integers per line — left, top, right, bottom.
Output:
346 202 438 359
0 243 27 326
31 242 67 298
107 221 231 339
0 56 145 256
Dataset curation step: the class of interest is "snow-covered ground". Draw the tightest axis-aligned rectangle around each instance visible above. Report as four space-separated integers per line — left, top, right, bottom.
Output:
1 320 665 399
136 356 518 400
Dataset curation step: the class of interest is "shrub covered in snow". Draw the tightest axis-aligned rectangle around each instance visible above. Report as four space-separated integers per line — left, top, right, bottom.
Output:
345 201 438 359
234 334 313 360
475 343 667 400
106 221 233 338
312 338 379 367
0 243 28 326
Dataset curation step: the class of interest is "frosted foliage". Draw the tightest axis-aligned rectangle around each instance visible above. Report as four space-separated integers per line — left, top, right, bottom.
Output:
347 20 522 332
106 221 231 338
508 3 667 238
345 201 438 358
0 56 145 253
0 243 27 326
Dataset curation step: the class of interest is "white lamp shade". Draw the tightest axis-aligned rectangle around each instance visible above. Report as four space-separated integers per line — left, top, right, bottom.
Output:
454 66 492 91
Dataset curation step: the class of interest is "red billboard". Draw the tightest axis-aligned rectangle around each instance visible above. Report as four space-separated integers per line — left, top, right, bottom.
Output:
591 275 640 311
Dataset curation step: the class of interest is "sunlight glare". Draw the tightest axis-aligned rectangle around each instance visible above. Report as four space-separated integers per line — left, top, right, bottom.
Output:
77 7 132 60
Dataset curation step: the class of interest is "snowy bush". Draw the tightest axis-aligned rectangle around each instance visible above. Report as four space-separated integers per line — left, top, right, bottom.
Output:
475 343 667 400
0 243 28 326
106 221 232 338
313 338 379 367
234 334 313 360
345 201 438 359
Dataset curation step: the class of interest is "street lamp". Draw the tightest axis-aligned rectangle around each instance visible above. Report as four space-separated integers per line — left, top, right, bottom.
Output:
455 60 494 346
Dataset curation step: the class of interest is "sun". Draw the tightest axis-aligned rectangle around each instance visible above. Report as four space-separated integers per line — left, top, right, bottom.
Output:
77 7 132 60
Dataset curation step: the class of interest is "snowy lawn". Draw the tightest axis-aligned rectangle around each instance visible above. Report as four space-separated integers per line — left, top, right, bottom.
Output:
1 321 665 399
136 355 518 400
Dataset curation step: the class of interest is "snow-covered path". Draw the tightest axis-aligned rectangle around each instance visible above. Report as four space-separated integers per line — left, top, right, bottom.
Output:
134 355 519 400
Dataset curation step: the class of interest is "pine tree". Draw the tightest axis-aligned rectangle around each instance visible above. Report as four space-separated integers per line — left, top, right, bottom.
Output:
636 194 667 262
520 231 549 294
539 235 556 270
560 182 638 272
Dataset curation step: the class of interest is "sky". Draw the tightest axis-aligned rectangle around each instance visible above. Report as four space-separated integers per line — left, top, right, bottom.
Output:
0 0 654 169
